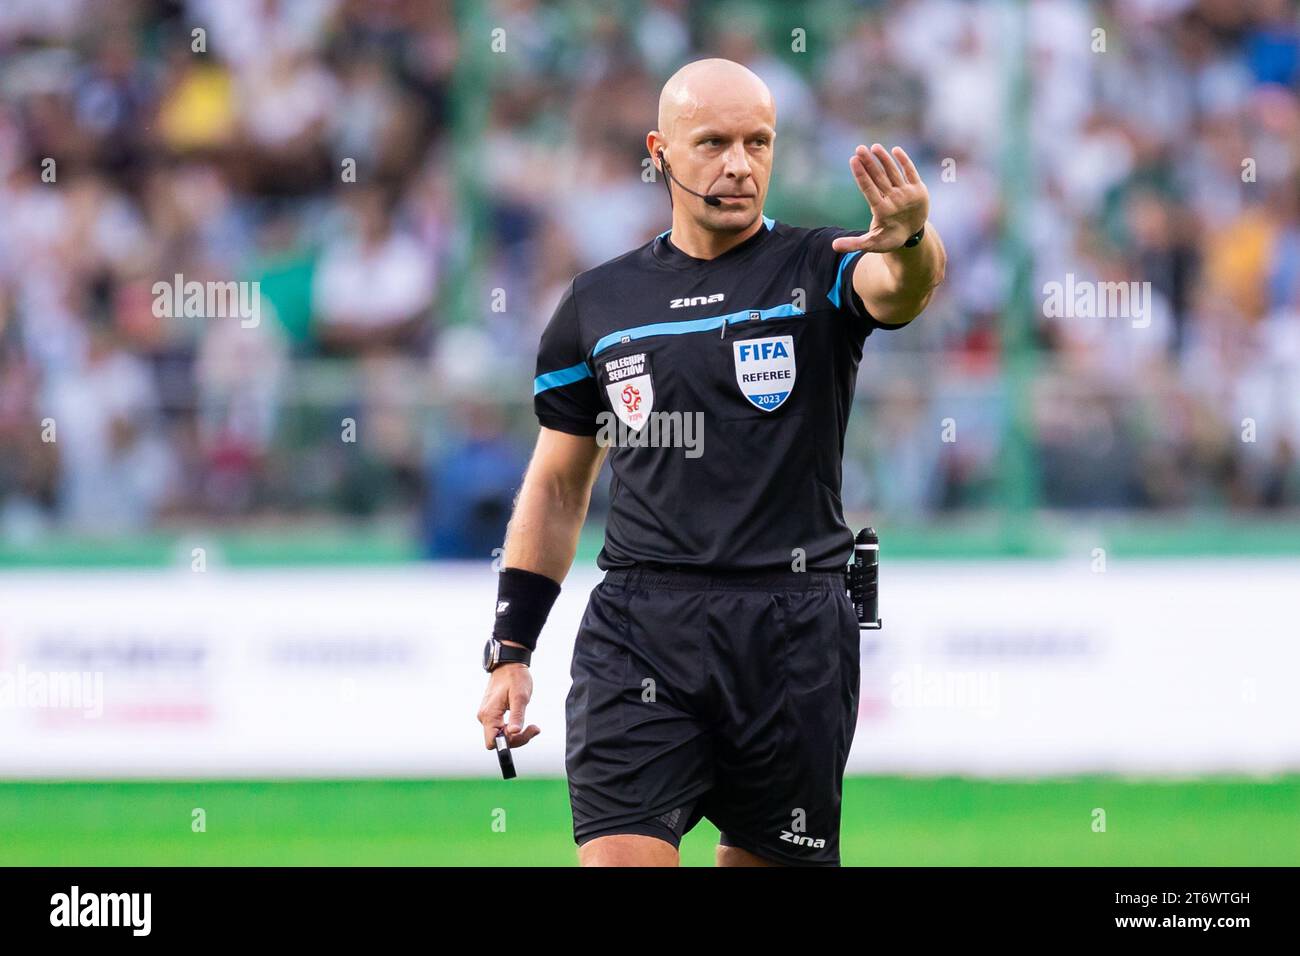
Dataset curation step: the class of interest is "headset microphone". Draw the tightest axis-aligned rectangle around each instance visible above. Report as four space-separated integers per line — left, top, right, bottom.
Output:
657 149 722 207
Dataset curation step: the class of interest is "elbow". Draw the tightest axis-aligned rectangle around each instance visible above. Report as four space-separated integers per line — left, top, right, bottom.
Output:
874 283 939 327
904 256 946 320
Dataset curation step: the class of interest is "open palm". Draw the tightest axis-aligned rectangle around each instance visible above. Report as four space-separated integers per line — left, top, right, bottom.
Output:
831 144 930 254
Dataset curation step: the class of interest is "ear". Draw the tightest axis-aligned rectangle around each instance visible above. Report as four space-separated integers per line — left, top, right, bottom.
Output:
647 131 667 172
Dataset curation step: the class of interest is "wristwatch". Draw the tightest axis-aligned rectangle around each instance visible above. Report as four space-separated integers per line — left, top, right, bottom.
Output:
902 225 926 248
483 638 532 672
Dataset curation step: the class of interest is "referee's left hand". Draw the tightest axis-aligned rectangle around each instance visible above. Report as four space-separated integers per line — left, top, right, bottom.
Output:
831 143 930 253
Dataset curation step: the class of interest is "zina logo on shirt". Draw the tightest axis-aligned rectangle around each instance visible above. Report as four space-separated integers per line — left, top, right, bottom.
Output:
603 352 654 431
733 335 795 412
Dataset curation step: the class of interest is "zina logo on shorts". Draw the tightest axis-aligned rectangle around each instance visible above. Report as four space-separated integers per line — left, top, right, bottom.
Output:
780 830 826 849
603 352 654 431
733 335 795 412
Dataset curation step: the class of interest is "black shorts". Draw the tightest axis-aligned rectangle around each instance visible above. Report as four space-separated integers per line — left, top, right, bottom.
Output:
565 566 862 866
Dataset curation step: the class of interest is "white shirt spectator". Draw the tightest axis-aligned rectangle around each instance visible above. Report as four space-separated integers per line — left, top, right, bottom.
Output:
312 230 436 330
44 344 176 532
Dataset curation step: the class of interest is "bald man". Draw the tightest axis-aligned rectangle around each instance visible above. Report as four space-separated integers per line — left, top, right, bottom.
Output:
478 58 946 867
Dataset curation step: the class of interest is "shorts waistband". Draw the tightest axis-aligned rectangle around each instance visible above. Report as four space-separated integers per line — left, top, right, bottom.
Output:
603 565 848 592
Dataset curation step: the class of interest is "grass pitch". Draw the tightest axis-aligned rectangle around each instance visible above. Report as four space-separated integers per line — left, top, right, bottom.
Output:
2 775 1296 866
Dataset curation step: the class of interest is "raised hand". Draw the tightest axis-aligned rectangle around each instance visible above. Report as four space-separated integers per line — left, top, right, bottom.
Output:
831 144 930 254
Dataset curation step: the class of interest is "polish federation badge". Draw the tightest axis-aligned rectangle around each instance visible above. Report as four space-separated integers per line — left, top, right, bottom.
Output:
733 334 795 411
603 351 654 431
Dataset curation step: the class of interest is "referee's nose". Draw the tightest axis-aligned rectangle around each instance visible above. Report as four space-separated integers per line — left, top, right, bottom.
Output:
720 142 754 189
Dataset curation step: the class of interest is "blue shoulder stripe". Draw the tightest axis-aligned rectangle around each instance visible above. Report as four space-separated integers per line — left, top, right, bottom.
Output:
827 250 863 309
533 362 593 396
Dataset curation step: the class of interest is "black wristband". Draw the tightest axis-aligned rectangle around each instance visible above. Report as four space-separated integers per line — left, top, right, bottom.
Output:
492 567 561 652
902 225 926 248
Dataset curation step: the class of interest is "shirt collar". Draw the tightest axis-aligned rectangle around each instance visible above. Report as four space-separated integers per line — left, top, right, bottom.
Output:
653 215 776 269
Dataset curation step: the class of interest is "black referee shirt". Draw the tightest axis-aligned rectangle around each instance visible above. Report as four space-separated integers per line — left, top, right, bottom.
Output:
533 216 905 572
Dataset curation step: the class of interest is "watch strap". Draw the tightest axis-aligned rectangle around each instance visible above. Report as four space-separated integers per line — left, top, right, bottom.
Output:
487 639 532 671
497 642 531 667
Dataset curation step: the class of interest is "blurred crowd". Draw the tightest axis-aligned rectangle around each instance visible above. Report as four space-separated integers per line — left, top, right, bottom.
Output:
0 0 1298 554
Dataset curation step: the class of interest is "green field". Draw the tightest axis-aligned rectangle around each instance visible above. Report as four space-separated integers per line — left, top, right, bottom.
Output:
6 515 1300 569
1 775 1296 866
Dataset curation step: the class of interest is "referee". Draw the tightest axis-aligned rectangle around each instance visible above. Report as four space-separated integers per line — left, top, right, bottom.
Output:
478 58 946 866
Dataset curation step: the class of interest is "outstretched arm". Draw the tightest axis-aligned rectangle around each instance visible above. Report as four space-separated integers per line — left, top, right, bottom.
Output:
832 143 947 327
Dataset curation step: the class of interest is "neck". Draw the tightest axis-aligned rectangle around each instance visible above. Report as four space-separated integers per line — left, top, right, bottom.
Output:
667 212 763 260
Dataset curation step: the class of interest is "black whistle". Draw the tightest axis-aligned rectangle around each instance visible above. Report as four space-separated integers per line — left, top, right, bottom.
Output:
852 527 882 630
494 730 517 779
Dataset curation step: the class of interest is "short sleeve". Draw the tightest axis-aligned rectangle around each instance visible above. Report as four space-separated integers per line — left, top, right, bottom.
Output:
808 225 909 334
533 280 601 435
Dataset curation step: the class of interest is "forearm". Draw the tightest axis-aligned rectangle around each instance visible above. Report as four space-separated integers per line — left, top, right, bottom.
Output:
855 223 947 326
